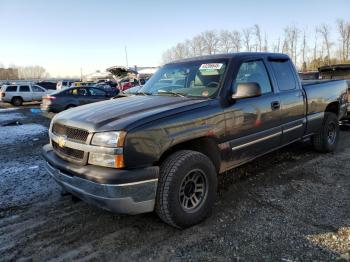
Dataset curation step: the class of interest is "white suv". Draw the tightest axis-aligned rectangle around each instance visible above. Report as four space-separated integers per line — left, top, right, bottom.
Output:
0 84 51 106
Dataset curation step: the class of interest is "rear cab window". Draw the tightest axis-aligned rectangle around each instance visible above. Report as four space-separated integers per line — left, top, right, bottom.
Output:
270 60 297 91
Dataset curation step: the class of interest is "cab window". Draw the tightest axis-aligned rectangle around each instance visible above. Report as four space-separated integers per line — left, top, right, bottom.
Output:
270 60 296 91
233 60 272 94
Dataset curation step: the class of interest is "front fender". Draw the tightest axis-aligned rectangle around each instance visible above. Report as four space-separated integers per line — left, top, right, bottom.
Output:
123 103 226 168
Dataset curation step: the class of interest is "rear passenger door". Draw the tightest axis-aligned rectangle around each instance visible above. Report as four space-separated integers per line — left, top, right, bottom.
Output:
224 59 282 167
269 59 306 144
88 88 108 102
76 87 93 105
19 85 32 101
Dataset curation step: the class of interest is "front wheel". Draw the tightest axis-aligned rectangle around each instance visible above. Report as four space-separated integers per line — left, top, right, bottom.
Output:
312 112 339 152
156 150 217 229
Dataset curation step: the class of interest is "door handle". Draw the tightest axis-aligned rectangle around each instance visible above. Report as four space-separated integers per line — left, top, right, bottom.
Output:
271 101 280 110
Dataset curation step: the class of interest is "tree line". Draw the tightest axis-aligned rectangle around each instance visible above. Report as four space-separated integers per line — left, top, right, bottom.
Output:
0 63 49 80
162 19 350 71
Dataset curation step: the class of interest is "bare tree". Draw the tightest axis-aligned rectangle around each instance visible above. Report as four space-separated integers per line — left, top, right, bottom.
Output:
263 33 268 52
219 30 233 53
173 43 189 60
162 49 173 64
337 19 350 61
283 26 299 65
318 24 333 64
313 30 318 62
272 38 281 53
301 30 307 71
230 30 241 52
242 28 252 51
254 24 262 52
201 30 219 55
18 65 49 80
191 35 205 56
161 19 349 67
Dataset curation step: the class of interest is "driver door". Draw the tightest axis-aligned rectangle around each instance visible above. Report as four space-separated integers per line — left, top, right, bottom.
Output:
223 60 282 168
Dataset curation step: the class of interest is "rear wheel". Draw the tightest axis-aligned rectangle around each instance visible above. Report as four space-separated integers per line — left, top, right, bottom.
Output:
312 112 339 152
156 150 217 229
11 97 23 106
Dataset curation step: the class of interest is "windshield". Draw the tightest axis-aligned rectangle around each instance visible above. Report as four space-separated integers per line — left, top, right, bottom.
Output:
139 59 228 98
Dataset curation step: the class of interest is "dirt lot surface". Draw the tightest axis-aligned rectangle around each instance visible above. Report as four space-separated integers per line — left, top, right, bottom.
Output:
0 103 349 261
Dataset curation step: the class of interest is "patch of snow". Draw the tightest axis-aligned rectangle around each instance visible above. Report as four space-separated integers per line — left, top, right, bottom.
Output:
0 157 60 209
0 108 19 112
0 112 24 123
0 123 47 145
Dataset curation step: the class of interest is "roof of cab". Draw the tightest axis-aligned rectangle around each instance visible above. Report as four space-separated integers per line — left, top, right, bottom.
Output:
167 52 290 64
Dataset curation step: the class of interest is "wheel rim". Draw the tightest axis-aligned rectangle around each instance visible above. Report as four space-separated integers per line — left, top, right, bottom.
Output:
179 169 208 212
327 122 337 144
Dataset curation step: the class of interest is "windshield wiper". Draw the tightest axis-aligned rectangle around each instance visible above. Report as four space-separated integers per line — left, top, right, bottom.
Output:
156 91 186 97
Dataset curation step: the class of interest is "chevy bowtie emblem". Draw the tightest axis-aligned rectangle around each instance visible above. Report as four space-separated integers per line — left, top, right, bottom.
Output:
57 136 67 147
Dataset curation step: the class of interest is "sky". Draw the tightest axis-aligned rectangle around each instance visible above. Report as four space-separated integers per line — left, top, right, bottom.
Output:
0 0 349 77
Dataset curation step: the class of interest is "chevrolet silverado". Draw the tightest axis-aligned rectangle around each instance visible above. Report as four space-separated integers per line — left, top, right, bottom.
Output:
42 53 348 228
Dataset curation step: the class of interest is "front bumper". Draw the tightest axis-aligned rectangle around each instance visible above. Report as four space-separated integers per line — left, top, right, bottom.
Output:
43 144 159 214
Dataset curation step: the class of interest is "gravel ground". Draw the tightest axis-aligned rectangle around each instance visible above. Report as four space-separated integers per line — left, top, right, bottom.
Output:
0 104 349 261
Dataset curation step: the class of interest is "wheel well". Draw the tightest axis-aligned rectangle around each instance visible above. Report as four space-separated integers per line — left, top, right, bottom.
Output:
325 102 339 116
11 96 22 101
157 137 221 173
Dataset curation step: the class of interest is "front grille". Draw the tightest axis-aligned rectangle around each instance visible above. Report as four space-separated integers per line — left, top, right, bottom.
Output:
52 141 84 160
52 123 89 143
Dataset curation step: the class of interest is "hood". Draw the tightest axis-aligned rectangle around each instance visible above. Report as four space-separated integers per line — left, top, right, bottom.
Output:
53 95 209 132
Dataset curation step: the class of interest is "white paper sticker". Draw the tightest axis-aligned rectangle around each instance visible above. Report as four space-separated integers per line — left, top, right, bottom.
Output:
199 63 223 70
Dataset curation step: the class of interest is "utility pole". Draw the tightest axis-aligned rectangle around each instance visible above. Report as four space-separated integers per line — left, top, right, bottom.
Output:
80 66 83 81
125 46 129 68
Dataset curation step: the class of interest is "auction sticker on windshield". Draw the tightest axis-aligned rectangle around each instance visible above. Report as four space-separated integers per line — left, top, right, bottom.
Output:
199 63 223 70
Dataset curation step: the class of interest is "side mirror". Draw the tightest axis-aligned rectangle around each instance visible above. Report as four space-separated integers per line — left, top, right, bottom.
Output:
231 82 262 100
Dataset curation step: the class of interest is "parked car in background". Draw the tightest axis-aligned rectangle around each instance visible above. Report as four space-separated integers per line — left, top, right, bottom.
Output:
70 82 96 87
317 64 350 119
95 83 120 96
0 84 52 106
122 85 142 95
56 79 79 90
42 53 348 228
298 71 319 80
36 81 57 90
41 86 117 113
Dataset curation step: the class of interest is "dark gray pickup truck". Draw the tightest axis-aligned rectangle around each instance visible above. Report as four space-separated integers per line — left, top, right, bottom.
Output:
42 53 348 228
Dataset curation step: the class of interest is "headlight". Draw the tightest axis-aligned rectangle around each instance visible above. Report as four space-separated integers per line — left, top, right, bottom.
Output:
88 152 124 168
91 131 126 147
90 131 126 168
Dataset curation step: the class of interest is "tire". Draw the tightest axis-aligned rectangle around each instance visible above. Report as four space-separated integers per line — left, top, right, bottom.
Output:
12 97 23 106
156 150 217 229
312 112 339 153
